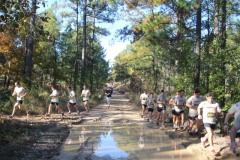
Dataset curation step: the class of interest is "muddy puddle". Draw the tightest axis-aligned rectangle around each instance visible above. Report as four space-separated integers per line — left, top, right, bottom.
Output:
54 119 196 160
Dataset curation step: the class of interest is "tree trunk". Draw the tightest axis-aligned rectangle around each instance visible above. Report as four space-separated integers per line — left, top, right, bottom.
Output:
219 0 227 107
24 0 36 87
74 0 79 90
81 0 87 86
194 0 202 89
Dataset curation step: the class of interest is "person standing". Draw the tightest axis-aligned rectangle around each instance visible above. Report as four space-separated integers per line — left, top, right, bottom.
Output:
10 82 30 118
105 87 113 108
223 102 240 152
156 90 167 127
140 90 148 118
67 86 80 115
147 92 156 123
81 85 91 112
47 85 64 116
186 89 203 135
198 93 222 155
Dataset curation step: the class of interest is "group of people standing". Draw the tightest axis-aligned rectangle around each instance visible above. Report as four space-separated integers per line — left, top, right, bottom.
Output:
9 82 91 118
140 89 239 155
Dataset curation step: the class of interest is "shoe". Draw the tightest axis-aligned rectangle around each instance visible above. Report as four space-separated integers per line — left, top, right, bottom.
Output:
210 148 217 156
68 111 71 114
87 110 89 113
161 124 165 128
9 115 13 118
201 137 206 148
230 141 237 152
195 131 199 137
61 112 64 116
147 118 150 122
141 115 144 118
46 113 51 116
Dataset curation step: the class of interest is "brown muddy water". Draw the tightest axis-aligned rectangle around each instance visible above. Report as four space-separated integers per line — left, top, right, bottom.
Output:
54 120 196 160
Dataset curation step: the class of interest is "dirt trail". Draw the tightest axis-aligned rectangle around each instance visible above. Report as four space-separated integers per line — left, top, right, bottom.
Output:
1 90 239 160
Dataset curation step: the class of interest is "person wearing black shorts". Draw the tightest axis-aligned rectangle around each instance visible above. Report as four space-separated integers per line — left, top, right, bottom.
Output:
156 90 167 127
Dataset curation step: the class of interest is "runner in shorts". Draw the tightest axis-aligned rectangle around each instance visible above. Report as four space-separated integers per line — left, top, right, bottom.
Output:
169 91 180 128
67 86 80 115
140 90 148 118
147 93 156 123
172 90 186 129
47 85 64 116
81 85 91 112
224 101 240 152
198 93 222 156
105 87 113 108
156 90 167 127
186 89 203 135
10 82 30 118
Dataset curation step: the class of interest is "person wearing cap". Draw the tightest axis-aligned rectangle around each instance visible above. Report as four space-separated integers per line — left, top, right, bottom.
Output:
186 89 204 135
223 102 240 152
197 93 222 155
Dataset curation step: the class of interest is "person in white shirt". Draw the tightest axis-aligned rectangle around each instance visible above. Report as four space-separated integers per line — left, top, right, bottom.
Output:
140 90 148 118
172 90 186 129
147 92 156 123
67 86 80 115
47 85 64 116
186 89 204 135
156 90 167 127
81 85 91 112
10 82 30 118
198 93 222 156
224 102 240 152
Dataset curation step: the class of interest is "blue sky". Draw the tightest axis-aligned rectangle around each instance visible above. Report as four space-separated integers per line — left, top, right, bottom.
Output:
40 0 129 65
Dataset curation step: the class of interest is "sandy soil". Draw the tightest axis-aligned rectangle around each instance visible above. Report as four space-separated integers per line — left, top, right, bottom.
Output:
1 91 239 160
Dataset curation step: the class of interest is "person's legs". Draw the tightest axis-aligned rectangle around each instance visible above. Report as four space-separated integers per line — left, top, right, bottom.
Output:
73 104 80 115
180 112 185 128
230 126 239 151
56 104 64 116
11 103 19 117
161 110 165 127
48 104 53 115
141 105 146 118
67 103 71 114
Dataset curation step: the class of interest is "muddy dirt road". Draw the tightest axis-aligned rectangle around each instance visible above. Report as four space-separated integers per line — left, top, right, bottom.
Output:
53 91 195 160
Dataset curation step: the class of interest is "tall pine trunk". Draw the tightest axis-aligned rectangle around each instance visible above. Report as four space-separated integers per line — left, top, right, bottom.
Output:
24 0 36 87
194 0 202 89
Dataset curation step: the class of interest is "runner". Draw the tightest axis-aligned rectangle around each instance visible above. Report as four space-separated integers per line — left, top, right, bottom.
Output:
47 85 64 116
156 90 167 127
140 90 148 118
81 85 91 112
172 90 186 130
147 92 156 123
198 93 222 155
223 101 240 152
67 86 80 115
186 89 203 135
10 82 30 118
169 91 180 128
105 87 113 108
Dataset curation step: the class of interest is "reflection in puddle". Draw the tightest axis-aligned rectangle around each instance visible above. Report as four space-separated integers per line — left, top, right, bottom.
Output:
55 121 195 160
95 129 128 158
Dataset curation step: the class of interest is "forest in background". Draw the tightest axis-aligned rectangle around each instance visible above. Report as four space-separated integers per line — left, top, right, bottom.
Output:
0 0 119 114
0 0 240 115
112 0 240 113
